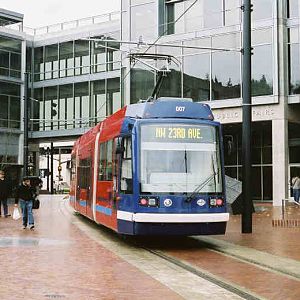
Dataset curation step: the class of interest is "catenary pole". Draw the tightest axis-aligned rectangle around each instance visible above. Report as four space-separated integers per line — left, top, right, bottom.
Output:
242 0 253 233
23 72 29 177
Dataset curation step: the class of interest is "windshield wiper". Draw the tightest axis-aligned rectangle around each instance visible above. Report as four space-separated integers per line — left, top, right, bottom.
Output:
185 171 218 203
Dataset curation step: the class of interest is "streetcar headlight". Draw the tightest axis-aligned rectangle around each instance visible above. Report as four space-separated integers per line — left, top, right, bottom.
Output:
148 198 157 206
139 197 159 207
209 197 224 207
210 198 217 206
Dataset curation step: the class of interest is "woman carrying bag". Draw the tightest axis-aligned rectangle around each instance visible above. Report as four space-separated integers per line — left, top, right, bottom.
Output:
14 177 35 230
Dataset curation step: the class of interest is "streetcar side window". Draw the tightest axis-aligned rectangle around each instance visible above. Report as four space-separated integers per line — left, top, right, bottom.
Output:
120 137 133 193
105 140 113 181
78 158 91 189
99 143 106 181
71 155 76 181
98 140 113 181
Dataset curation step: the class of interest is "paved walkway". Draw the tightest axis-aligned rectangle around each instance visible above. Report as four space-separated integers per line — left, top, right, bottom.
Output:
0 196 299 299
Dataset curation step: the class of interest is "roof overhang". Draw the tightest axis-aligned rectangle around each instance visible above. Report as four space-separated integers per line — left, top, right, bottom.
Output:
0 8 23 26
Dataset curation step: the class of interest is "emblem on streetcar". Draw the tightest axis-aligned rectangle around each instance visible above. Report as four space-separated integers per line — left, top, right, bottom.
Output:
197 199 206 206
164 199 173 207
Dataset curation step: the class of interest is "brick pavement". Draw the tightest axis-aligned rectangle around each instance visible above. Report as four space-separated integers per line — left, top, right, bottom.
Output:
1 197 300 300
0 196 183 300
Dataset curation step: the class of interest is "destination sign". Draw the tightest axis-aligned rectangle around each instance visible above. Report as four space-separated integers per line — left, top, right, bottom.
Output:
141 124 216 143
155 127 201 140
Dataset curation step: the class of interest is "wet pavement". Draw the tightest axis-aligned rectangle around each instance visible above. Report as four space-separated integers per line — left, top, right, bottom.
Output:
0 196 300 299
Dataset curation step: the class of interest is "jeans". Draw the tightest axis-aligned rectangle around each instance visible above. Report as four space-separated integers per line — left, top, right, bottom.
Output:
293 189 300 203
0 198 8 216
20 199 34 226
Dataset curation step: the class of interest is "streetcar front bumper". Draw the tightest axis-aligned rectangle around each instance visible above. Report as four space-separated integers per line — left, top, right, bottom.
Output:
117 212 229 235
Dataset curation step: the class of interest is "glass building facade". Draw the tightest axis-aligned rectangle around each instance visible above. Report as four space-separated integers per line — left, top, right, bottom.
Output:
121 0 297 204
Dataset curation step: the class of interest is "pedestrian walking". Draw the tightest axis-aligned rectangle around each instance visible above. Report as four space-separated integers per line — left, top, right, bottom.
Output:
0 170 12 217
14 177 35 230
291 175 300 203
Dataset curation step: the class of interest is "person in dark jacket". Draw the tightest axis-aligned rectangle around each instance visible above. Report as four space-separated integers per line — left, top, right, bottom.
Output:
0 170 12 217
15 177 35 230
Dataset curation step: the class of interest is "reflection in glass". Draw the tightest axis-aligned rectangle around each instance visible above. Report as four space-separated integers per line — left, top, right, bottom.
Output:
212 51 241 100
225 0 241 26
75 82 89 127
131 3 157 40
93 80 106 124
44 86 58 130
75 40 90 75
289 43 300 94
183 53 210 101
288 0 299 18
130 67 155 103
59 84 73 129
203 0 223 28
0 50 9 76
0 95 8 128
252 0 273 21
45 44 58 80
107 78 121 115
34 47 44 81
59 41 74 77
252 45 273 96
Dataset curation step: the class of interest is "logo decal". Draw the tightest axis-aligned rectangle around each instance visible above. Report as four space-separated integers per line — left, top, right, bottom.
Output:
197 199 206 206
164 199 173 207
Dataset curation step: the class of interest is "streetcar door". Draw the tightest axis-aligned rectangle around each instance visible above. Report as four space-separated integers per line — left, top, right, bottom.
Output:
76 157 92 215
96 141 115 228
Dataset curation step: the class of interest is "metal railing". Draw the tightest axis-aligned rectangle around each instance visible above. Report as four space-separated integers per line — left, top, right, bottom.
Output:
24 11 120 35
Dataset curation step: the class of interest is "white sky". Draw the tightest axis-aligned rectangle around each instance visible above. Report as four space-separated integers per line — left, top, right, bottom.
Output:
1 0 120 28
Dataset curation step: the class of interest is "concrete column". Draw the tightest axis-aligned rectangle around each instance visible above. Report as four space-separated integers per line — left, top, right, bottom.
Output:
272 118 289 206
271 0 289 206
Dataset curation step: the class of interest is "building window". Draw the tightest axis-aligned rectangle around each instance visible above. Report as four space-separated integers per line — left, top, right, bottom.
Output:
288 28 300 94
288 0 299 19
75 40 90 76
131 2 157 40
160 0 240 36
252 0 273 21
0 82 21 129
59 41 74 78
251 28 273 97
45 44 59 80
0 36 22 79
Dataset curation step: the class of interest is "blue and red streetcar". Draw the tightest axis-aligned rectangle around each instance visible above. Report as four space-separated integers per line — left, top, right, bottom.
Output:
69 97 229 235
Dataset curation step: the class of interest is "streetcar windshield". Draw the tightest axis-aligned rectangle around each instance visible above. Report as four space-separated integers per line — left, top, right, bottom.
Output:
139 123 222 194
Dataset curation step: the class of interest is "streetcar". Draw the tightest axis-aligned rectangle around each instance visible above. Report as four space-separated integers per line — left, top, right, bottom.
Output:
69 97 229 235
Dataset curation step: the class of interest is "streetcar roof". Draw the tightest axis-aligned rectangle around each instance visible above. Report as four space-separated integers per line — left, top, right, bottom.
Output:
125 98 214 120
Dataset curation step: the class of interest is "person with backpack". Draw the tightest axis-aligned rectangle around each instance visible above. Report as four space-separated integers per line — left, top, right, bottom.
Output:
14 177 35 230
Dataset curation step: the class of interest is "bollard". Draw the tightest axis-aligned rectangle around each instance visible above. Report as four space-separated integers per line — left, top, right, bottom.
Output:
282 199 285 220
